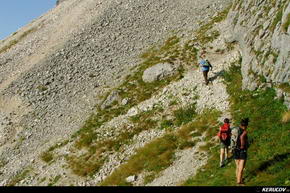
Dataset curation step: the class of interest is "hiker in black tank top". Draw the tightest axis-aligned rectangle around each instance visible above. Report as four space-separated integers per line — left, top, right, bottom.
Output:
234 118 249 185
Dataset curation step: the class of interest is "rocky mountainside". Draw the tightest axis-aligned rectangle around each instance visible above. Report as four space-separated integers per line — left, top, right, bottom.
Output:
225 0 290 106
0 0 289 186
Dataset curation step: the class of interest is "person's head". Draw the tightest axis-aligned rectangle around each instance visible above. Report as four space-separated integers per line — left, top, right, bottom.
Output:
224 118 230 124
240 118 249 129
200 51 206 58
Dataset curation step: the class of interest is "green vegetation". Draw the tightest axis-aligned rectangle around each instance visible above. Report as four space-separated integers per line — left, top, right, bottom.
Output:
72 35 186 149
140 35 198 66
40 151 54 163
66 33 199 177
48 175 61 186
61 3 235 180
0 27 37 54
278 83 290 93
282 13 290 32
258 74 267 84
100 105 221 186
67 102 197 178
7 167 32 186
195 4 231 44
100 134 178 186
269 7 283 33
67 108 161 177
184 62 290 186
40 140 69 163
173 104 197 126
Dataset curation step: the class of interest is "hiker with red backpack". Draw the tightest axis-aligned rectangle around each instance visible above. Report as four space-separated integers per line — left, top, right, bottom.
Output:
217 118 231 167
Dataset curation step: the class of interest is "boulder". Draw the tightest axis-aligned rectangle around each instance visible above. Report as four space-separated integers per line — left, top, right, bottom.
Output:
142 63 178 83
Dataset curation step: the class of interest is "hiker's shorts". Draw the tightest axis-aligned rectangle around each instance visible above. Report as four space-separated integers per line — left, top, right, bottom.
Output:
220 139 230 148
233 149 247 160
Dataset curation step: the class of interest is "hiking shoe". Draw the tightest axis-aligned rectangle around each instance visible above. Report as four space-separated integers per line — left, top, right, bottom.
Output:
220 162 225 168
237 182 245 186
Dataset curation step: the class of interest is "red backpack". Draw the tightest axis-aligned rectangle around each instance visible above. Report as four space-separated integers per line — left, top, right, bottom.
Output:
218 123 231 141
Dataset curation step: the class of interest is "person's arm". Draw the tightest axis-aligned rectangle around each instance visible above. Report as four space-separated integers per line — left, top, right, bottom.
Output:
240 131 247 149
207 60 213 70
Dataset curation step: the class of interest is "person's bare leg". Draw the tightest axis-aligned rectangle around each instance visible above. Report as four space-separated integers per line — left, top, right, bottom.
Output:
235 160 240 183
220 148 225 166
225 147 228 160
237 160 246 184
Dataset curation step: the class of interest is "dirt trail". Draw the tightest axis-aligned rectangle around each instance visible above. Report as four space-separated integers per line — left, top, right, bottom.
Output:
147 49 240 186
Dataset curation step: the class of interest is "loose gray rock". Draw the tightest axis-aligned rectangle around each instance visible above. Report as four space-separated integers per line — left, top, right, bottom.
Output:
101 90 121 110
142 63 178 83
121 98 129 106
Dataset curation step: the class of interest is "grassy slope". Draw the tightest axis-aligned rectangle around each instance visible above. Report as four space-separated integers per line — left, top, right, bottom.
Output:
101 107 221 186
184 63 290 186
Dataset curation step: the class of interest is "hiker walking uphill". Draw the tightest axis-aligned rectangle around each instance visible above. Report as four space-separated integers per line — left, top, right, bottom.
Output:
217 118 231 167
198 52 213 85
234 118 250 185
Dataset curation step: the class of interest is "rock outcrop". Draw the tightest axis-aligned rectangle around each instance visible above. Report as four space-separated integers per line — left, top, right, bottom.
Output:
224 0 290 107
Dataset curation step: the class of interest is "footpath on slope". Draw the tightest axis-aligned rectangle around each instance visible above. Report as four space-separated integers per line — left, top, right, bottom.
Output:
146 49 240 186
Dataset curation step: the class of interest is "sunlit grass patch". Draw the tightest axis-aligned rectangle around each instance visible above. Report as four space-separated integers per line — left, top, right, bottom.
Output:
184 60 290 186
101 105 222 185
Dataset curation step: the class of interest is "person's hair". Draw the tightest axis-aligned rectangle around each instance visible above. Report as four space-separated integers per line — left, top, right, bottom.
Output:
224 118 230 123
240 118 249 127
200 51 206 58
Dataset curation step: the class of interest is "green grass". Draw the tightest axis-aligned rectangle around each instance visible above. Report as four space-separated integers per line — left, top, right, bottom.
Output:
278 83 290 93
100 106 221 186
173 104 197 126
65 3 233 180
269 7 283 33
67 108 160 177
40 151 54 163
282 13 290 32
48 175 61 186
72 35 186 150
65 34 195 177
100 134 179 186
7 167 32 186
195 5 231 44
184 62 290 186
40 140 69 163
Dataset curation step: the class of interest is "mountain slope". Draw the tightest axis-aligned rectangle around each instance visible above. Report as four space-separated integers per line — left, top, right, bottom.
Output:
0 0 289 186
0 0 231 186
